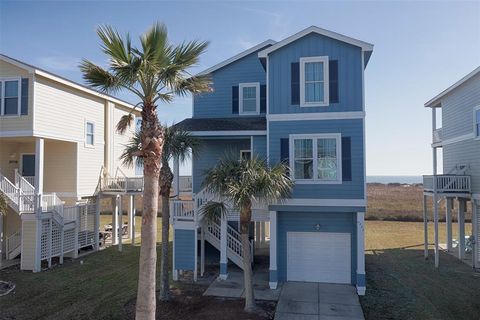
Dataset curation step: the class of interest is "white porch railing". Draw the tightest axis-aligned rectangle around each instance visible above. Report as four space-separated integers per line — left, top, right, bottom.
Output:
423 175 471 193
432 128 443 144
15 170 35 195
98 167 144 193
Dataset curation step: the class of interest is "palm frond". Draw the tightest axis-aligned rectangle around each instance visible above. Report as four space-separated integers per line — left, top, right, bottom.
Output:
116 113 134 134
97 25 131 65
120 132 142 167
163 126 201 163
200 200 227 222
173 74 212 97
79 59 122 93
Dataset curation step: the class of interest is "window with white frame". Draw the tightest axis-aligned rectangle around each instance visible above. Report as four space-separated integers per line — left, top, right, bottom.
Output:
475 107 480 138
290 134 341 183
86 122 95 145
239 82 260 114
300 56 329 107
1 78 21 115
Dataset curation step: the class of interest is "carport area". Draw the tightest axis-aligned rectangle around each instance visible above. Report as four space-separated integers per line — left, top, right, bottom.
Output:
275 282 364 320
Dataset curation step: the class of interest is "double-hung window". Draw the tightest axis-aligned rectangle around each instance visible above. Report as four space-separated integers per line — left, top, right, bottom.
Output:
300 56 329 107
239 82 260 115
85 121 95 146
1 78 21 116
475 106 480 139
290 134 341 183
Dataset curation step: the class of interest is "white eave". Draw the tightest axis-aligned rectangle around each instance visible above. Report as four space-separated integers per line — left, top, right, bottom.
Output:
0 54 137 110
196 40 276 76
424 66 480 108
258 26 374 58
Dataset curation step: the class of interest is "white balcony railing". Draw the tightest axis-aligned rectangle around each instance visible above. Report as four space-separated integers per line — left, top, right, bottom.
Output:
432 128 443 144
179 176 192 192
423 175 470 193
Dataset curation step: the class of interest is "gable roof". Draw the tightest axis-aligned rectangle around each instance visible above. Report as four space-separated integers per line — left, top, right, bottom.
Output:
196 40 276 76
0 54 136 109
424 66 480 108
257 26 374 64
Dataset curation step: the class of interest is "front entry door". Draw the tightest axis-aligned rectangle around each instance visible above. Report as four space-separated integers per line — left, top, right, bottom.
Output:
21 154 35 177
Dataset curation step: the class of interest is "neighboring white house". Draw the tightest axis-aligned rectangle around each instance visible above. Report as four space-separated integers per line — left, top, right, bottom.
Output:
0 54 142 271
423 66 480 269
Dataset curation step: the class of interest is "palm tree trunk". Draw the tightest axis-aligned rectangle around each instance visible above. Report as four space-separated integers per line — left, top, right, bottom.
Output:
240 205 256 312
159 160 174 301
135 106 163 320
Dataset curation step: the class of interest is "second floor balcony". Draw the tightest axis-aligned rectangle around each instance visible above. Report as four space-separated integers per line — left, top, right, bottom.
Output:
423 174 471 194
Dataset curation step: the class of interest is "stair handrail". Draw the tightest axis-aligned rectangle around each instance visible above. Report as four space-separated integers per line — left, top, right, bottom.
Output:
6 230 22 255
15 170 35 195
0 171 20 205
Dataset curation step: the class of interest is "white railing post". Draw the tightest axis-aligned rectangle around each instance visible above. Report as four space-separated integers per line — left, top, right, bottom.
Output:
95 195 100 251
219 215 228 280
269 210 277 289
458 199 466 260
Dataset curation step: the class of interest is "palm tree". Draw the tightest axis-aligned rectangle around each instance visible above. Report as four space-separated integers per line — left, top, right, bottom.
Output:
201 155 293 312
80 23 210 320
120 126 200 301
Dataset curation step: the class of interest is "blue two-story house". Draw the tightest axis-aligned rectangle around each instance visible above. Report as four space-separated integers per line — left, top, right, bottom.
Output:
170 26 373 296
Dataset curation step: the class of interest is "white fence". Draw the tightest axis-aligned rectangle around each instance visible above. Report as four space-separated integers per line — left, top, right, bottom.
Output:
423 175 471 193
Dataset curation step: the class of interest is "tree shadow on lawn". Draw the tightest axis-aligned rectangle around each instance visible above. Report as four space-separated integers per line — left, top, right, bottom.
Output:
361 246 480 320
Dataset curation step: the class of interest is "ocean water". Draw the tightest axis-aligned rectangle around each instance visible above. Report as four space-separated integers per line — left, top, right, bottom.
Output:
367 176 423 184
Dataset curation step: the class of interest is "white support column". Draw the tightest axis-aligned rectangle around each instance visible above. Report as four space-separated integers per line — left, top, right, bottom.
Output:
94 195 100 251
269 210 277 289
260 221 266 249
446 197 453 251
118 195 123 252
194 226 198 282
128 195 135 242
458 198 466 260
35 138 44 195
73 208 79 259
356 212 366 295
0 214 3 266
47 218 52 268
200 225 205 277
255 221 261 249
219 215 228 280
472 200 478 268
173 156 180 198
433 193 439 268
112 197 119 245
423 194 428 259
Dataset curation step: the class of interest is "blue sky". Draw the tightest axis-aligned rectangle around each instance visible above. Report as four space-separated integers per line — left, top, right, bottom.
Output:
1 1 479 175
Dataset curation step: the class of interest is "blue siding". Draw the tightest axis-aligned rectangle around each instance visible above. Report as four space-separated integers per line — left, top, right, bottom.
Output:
174 229 195 270
269 119 365 199
193 138 250 193
193 50 268 118
252 135 267 160
276 211 357 284
268 33 363 114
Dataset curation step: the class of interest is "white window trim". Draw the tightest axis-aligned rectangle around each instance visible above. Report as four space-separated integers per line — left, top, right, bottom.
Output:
0 77 22 117
240 149 252 160
300 56 329 107
289 133 342 184
85 120 95 147
239 82 260 115
474 105 480 140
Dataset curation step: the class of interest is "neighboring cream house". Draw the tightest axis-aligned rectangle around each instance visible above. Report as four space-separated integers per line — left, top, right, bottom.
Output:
0 54 142 271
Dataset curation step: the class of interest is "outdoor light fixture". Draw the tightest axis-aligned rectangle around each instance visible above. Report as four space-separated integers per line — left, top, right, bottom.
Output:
314 224 321 231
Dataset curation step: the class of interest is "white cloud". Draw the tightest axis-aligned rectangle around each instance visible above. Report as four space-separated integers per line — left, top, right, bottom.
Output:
37 55 80 72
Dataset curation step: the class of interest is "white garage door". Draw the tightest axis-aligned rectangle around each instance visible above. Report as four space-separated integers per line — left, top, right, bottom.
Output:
287 232 351 284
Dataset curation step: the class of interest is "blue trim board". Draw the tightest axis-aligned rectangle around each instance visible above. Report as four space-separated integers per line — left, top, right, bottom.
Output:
356 273 366 287
269 205 365 213
174 229 196 270
220 263 228 275
269 269 278 283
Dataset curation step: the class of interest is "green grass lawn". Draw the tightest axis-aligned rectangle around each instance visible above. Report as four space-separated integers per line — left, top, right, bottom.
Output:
362 221 480 320
1 220 479 319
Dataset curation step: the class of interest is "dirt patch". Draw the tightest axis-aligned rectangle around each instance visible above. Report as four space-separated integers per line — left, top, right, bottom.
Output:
124 286 276 320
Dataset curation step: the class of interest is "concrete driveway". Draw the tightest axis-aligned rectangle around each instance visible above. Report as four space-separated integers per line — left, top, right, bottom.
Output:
275 282 364 320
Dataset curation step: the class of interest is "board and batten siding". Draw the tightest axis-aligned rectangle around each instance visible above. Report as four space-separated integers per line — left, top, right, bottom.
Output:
252 135 267 160
193 48 268 118
268 32 363 114
276 211 357 284
441 72 480 140
192 138 250 193
174 229 195 270
0 60 34 133
268 119 365 199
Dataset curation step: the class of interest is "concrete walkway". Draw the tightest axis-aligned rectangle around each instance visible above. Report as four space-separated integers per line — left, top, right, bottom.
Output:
204 269 282 301
275 282 364 320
